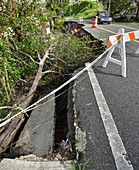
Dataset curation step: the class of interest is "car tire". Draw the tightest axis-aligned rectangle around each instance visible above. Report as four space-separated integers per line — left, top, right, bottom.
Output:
108 22 110 24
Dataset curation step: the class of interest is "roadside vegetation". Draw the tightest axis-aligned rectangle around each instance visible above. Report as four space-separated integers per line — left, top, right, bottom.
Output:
65 1 102 19
0 0 106 154
100 0 139 22
0 0 98 110
65 0 139 22
0 1 138 110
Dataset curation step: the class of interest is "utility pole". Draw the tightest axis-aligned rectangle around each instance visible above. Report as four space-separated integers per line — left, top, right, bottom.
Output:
97 0 98 12
70 0 72 17
108 0 111 16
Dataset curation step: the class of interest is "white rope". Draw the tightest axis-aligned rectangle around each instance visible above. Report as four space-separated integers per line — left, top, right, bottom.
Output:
0 45 113 128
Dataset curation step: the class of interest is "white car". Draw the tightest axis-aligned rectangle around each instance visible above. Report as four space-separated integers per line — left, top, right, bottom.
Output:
96 11 112 24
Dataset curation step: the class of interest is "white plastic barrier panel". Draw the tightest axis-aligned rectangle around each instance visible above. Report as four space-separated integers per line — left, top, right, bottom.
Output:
108 30 139 46
79 16 83 23
103 29 139 77
103 28 126 77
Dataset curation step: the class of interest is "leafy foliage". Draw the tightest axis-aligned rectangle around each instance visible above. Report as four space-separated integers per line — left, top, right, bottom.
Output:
100 0 139 21
0 0 50 105
0 0 105 115
52 33 96 72
64 1 102 19
45 0 69 16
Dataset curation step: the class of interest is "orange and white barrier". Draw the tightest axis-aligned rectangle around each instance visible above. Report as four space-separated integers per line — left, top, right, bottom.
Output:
79 16 83 23
108 30 139 46
103 29 139 77
103 28 126 77
92 16 98 28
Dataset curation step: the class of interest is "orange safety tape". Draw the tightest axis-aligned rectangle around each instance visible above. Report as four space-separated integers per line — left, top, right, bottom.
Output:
108 40 112 47
129 32 135 41
116 35 121 44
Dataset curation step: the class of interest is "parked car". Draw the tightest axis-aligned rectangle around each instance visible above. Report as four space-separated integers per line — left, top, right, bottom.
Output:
96 11 112 24
114 13 137 22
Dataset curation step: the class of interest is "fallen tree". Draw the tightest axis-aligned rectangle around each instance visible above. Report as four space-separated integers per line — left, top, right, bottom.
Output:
0 32 104 156
0 42 59 153
0 1 105 157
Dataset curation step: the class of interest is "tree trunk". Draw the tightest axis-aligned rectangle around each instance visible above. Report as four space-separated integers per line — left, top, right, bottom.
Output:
136 3 139 22
0 42 57 156
0 62 44 154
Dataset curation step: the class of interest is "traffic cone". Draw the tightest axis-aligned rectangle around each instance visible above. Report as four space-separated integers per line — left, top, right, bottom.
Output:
92 16 98 28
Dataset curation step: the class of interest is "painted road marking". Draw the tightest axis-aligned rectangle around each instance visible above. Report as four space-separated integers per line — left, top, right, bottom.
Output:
98 26 117 34
98 26 139 43
85 62 134 170
134 39 139 43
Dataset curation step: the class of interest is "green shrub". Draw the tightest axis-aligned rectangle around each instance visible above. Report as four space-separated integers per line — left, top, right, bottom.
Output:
64 1 103 19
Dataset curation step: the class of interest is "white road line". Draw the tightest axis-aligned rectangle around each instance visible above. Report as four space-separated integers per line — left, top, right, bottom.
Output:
85 62 134 170
135 48 139 54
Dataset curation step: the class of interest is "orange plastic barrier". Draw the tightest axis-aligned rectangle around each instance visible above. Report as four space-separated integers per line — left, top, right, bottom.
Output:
108 30 139 46
92 16 98 28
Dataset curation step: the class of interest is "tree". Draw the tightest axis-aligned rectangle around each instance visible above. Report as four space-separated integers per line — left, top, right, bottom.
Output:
0 0 101 155
99 0 139 21
0 0 60 154
0 0 50 103
45 0 69 16
135 0 139 22
110 0 132 20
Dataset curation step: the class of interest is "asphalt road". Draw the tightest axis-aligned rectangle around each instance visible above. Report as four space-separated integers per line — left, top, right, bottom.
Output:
74 21 139 169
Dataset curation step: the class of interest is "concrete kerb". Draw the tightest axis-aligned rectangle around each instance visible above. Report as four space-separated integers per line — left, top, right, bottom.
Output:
15 94 55 157
72 69 87 161
0 158 73 170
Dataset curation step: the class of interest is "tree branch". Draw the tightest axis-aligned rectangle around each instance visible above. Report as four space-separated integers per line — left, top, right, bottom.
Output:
49 54 67 64
0 76 10 102
9 36 38 64
18 50 39 64
42 70 61 75
13 54 30 66
42 41 58 63
36 50 41 61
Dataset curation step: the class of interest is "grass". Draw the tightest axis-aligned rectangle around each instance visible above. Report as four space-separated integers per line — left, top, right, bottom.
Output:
64 1 103 19
70 159 90 170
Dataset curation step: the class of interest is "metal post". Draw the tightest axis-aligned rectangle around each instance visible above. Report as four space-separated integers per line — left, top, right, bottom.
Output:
108 0 111 16
120 28 126 77
70 0 71 17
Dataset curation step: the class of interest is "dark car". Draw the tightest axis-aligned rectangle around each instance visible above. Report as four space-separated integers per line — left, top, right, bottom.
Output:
114 13 137 22
96 11 112 24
